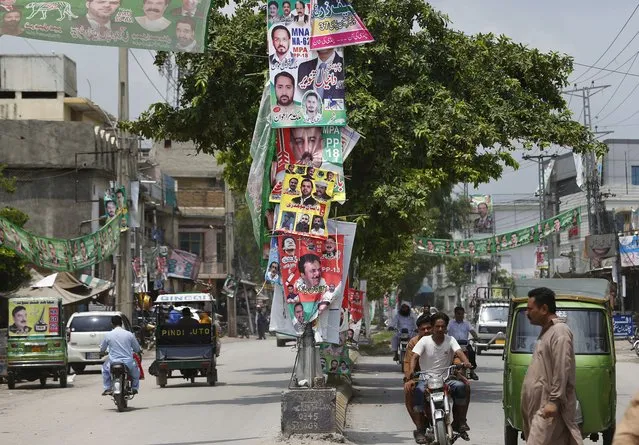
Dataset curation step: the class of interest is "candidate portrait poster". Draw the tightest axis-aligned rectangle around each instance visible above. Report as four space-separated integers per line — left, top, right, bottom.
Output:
8 298 60 337
1 0 213 52
309 0 374 50
278 233 344 333
267 0 346 128
276 164 335 237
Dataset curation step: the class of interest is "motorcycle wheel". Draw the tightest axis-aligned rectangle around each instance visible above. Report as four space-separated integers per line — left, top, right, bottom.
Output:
634 342 639 357
434 418 447 445
7 373 16 390
504 422 518 445
39 377 47 387
115 377 126 412
602 426 615 445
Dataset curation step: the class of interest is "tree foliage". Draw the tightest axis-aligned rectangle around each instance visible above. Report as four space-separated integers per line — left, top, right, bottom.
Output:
0 207 30 292
128 0 604 297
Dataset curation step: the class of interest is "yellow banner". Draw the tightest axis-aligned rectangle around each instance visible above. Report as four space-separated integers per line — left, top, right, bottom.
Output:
8 298 61 337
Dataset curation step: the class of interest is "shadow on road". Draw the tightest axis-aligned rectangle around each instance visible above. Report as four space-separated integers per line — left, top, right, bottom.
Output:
146 439 261 445
470 381 503 404
346 429 409 444
240 367 293 375
167 392 282 407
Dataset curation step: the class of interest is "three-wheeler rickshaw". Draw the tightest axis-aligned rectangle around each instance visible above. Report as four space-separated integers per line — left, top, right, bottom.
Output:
149 293 218 387
503 278 616 445
6 296 68 389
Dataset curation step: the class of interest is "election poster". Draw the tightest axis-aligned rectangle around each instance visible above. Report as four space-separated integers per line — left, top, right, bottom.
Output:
415 207 581 257
0 0 213 52
104 185 129 232
309 0 374 50
276 164 335 237
166 248 201 280
470 195 494 235
278 233 344 334
0 212 121 271
269 126 346 203
8 298 61 337
264 236 282 285
319 342 352 376
347 287 363 322
619 235 639 268
267 0 346 128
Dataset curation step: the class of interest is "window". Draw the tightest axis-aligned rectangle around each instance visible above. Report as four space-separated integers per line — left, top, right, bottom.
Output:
632 166 639 185
179 232 204 257
510 309 609 355
479 306 509 323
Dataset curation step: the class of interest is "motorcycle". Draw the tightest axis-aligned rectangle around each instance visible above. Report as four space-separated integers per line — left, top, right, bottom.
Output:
397 328 412 372
238 322 251 339
416 364 468 445
628 328 639 357
106 355 137 412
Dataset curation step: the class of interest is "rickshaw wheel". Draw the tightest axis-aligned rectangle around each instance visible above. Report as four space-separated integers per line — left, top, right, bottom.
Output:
207 369 216 386
7 374 15 389
59 370 68 388
602 426 615 445
504 422 519 445
39 377 47 387
157 370 167 388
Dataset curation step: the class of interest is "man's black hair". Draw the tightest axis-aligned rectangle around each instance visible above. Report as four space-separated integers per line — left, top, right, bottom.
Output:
274 71 295 86
454 306 465 313
293 302 303 311
111 315 123 326
416 313 431 328
268 0 278 7
298 253 321 273
528 287 556 313
12 305 26 317
430 311 449 326
271 24 290 40
282 0 290 6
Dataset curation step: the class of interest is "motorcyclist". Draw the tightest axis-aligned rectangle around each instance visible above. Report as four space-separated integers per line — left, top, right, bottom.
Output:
403 313 433 444
447 306 480 380
408 312 472 441
100 315 142 396
389 302 418 362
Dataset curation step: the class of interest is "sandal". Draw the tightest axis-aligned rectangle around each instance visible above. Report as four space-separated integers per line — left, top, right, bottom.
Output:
413 429 428 444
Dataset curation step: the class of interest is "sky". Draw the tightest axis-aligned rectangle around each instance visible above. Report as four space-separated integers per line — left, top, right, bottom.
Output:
3 1 639 198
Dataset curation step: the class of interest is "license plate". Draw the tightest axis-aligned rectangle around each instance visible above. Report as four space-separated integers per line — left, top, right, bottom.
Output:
86 352 101 359
495 339 505 345
29 345 47 353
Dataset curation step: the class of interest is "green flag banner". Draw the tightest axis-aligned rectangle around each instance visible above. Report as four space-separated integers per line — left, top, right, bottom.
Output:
1 0 212 52
415 207 581 257
0 212 121 271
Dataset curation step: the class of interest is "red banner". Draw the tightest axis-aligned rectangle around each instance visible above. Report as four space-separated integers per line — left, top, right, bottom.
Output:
348 288 364 322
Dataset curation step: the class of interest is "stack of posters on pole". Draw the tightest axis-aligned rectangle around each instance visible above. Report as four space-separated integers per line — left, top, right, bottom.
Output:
319 341 352 377
2 0 213 52
0 211 121 272
414 207 581 257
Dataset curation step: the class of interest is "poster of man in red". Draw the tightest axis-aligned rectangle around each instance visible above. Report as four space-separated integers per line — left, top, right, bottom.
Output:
348 288 364 323
278 233 344 333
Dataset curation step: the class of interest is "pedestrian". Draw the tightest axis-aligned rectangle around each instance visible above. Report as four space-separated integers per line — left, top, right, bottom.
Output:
256 305 268 340
520 287 582 445
613 389 639 444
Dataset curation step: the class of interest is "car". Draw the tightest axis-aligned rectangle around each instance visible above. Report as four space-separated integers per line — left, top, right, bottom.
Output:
275 331 297 347
474 301 509 354
66 311 133 373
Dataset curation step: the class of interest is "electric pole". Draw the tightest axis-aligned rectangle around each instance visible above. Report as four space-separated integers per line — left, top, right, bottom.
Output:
224 182 237 337
523 153 557 277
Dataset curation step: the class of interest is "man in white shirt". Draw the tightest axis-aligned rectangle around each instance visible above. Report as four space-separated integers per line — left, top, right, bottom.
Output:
135 0 171 32
408 312 472 442
447 306 480 380
175 17 197 52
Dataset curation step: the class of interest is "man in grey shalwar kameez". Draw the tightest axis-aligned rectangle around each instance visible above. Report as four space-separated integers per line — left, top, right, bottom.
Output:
521 287 583 445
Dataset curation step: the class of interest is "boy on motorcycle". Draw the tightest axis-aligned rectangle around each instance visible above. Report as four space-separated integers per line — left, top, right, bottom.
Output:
408 312 472 444
403 313 433 443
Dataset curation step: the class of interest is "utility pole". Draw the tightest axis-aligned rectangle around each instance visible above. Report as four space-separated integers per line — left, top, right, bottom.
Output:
523 154 557 277
116 47 133 322
224 182 237 337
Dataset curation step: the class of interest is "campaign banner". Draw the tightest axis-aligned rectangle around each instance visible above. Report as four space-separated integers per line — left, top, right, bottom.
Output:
0 0 212 52
535 245 548 270
415 207 580 257
347 287 363 322
269 126 345 203
278 232 344 333
470 195 494 235
619 235 639 268
265 236 283 285
0 211 121 271
276 164 335 237
585 234 617 259
309 0 374 50
319 342 351 376
267 0 346 128
104 185 129 232
166 248 201 280
8 298 60 337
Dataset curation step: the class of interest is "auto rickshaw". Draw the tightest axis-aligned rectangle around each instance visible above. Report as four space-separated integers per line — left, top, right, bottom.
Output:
502 278 616 445
6 296 68 389
149 293 218 387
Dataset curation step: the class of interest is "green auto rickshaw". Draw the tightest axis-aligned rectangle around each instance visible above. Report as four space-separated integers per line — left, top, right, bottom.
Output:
6 296 68 389
503 278 616 445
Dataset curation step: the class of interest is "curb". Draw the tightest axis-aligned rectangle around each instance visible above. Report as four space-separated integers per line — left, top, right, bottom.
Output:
334 378 353 433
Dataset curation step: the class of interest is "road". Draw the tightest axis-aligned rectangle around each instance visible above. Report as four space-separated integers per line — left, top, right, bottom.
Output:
1 337 638 445
346 340 639 445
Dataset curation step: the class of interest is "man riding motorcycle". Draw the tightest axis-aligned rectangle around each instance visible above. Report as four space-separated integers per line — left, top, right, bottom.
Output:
403 313 433 443
100 315 142 396
408 312 472 444
447 306 480 380
390 302 418 362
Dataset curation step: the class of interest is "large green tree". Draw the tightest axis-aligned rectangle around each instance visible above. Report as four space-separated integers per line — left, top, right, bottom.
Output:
128 0 604 297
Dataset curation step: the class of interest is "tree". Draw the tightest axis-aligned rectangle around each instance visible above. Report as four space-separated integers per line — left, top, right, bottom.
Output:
0 166 30 292
128 0 604 296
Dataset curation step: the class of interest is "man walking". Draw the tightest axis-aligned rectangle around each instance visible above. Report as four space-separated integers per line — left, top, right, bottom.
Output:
521 287 582 445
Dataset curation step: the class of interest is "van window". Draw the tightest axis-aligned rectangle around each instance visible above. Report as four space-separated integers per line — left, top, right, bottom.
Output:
511 309 609 355
479 306 509 323
69 316 114 332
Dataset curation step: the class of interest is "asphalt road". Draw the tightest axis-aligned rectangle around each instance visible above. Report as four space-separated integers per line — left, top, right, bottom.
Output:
1 337 638 445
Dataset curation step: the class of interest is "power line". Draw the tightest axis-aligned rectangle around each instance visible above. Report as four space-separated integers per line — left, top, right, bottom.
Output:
589 50 639 83
571 3 639 82
129 49 168 103
572 61 639 79
594 52 639 118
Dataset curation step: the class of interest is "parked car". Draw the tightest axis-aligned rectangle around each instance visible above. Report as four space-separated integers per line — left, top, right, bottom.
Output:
66 311 133 373
275 331 297 347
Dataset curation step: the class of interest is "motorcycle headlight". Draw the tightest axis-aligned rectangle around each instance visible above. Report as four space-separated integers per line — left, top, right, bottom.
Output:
427 376 444 390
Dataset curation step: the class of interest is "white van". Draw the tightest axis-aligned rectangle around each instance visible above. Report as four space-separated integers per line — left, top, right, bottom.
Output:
66 311 132 373
474 302 509 354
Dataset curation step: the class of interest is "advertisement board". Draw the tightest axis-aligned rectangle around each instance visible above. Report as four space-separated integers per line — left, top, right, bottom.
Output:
8 298 61 337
